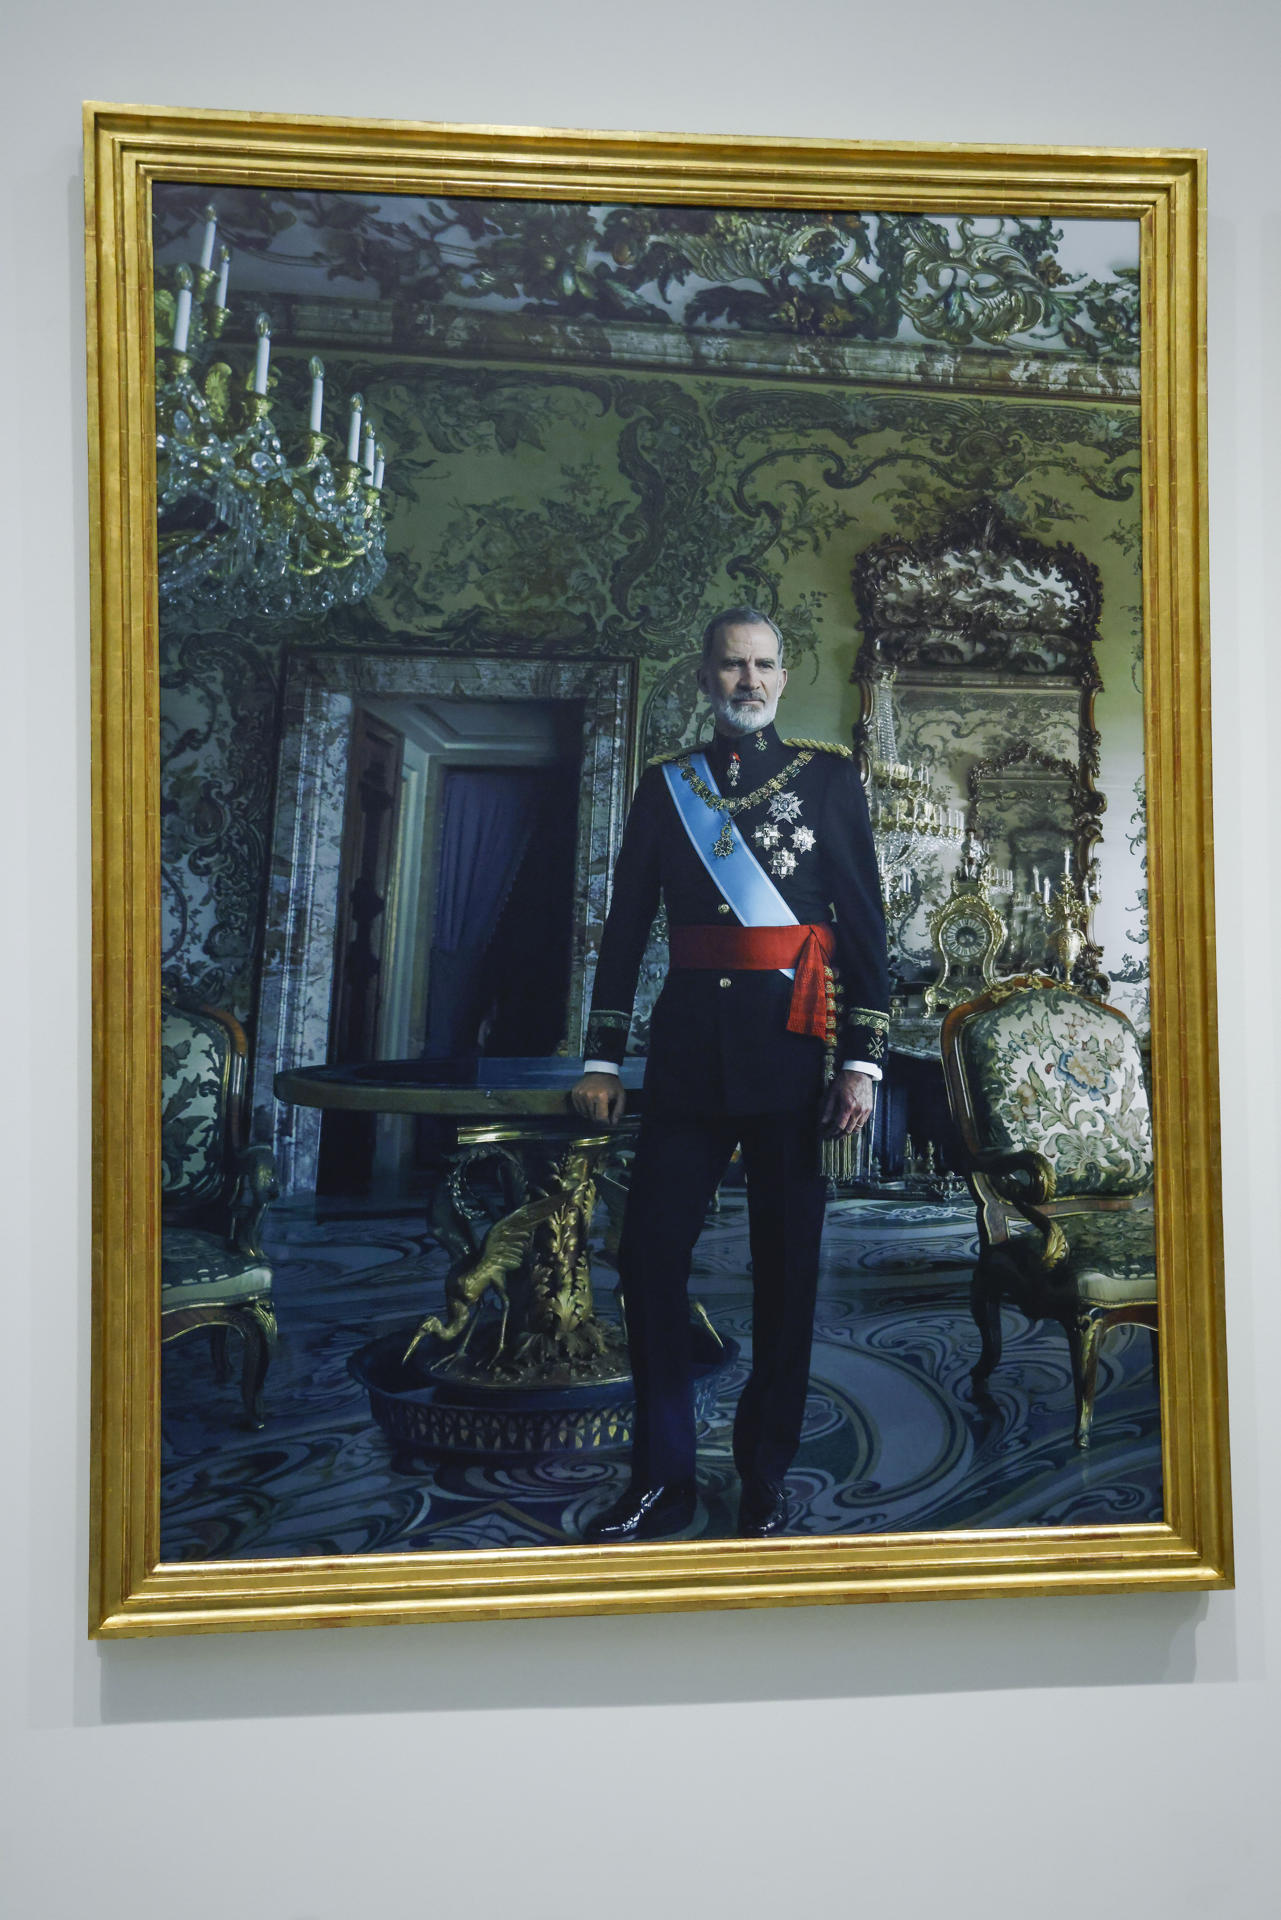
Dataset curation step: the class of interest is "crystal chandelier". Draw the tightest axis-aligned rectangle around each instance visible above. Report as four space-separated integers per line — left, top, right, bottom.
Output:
154 207 389 621
867 669 967 919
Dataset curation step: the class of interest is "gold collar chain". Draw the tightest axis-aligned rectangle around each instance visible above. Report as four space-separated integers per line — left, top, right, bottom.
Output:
679 751 813 858
678 751 812 818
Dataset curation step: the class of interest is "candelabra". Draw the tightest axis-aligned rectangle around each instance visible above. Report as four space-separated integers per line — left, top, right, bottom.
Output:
1044 873 1091 982
154 206 389 621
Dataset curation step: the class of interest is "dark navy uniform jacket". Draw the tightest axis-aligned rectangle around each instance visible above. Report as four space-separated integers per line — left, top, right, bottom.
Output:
585 723 890 1116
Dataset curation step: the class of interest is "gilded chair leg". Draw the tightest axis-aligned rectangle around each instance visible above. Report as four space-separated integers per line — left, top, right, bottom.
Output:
969 1269 1004 1392
239 1302 277 1428
1068 1311 1106 1449
210 1325 232 1383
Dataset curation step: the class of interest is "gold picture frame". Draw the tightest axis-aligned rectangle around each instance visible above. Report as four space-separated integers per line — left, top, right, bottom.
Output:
86 102 1229 1635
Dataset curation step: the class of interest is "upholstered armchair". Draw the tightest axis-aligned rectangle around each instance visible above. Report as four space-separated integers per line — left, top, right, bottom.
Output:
940 973 1157 1448
161 993 279 1426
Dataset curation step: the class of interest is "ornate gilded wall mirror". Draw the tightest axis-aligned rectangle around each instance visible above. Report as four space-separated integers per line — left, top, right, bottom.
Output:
852 500 1111 1000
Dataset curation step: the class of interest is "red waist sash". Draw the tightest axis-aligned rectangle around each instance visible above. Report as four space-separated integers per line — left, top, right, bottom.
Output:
667 923 836 1044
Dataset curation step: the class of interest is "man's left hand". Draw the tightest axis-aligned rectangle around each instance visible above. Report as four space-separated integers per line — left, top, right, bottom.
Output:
820 1069 875 1137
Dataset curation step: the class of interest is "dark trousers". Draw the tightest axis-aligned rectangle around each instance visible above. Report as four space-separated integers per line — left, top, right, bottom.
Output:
618 1108 828 1486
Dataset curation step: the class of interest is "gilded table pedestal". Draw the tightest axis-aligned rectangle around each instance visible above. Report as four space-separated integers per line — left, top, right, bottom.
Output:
273 1060 732 1457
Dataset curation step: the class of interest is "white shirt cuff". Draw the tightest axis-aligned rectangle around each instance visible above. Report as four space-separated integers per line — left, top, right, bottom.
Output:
586 1058 881 1081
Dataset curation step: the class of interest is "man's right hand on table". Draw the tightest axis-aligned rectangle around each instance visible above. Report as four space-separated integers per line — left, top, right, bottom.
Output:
571 1072 627 1126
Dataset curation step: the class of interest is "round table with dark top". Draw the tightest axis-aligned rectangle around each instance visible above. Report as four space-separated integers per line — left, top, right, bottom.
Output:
274 1053 646 1123
273 1058 660 1456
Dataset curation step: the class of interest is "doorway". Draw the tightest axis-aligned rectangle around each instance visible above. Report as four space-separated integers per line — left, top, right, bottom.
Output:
253 653 635 1196
318 696 584 1193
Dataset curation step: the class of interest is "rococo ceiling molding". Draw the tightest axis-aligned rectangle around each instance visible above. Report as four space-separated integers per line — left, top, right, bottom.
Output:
152 188 1140 366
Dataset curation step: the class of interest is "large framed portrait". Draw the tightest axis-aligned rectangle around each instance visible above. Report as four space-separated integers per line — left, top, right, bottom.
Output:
86 105 1230 1633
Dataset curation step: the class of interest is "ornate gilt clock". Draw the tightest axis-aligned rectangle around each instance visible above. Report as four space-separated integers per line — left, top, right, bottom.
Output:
923 874 1008 1014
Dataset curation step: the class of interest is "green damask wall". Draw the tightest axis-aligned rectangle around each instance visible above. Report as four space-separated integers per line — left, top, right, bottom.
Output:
161 345 1148 1031
351 349 1147 1019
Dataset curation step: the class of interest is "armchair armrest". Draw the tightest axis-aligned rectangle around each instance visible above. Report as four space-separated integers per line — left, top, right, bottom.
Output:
231 1145 280 1261
964 1148 1057 1207
961 1148 1068 1267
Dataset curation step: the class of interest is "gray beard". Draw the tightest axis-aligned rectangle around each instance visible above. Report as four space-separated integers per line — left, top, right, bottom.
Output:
711 695 775 736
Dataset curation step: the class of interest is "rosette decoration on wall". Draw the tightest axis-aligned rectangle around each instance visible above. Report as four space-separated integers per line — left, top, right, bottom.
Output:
153 207 390 620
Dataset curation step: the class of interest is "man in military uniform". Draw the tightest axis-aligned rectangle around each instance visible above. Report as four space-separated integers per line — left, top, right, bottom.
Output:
572 607 890 1542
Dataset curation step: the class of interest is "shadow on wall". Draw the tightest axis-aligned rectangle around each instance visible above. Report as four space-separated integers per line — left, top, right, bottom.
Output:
83 1587 1230 1728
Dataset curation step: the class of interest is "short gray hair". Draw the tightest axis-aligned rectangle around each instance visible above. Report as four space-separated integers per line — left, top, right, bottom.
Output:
700 605 785 665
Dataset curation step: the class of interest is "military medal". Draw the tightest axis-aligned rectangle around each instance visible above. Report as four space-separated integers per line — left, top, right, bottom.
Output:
676 749 814 861
751 789 814 875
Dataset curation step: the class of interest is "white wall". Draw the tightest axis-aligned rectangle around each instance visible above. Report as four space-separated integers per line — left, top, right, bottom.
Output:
3 3 1276 1914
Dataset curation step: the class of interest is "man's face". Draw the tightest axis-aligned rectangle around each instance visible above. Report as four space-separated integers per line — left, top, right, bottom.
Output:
698 622 788 736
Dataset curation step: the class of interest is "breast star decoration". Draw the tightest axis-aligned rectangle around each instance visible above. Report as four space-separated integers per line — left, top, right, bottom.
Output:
754 804 814 876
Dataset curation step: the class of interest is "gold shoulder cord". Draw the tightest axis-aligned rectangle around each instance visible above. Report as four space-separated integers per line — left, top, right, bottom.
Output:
783 738 853 758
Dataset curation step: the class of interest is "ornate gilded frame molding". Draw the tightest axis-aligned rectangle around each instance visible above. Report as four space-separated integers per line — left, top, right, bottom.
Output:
86 105 1228 1634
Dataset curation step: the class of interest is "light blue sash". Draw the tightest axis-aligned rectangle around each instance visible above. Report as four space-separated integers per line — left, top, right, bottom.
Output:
662 754 797 975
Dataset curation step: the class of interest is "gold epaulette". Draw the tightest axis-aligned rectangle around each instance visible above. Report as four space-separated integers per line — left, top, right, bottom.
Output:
645 746 692 767
782 738 853 758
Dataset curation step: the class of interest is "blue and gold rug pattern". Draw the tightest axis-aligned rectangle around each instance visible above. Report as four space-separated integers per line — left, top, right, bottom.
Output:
159 1195 1162 1559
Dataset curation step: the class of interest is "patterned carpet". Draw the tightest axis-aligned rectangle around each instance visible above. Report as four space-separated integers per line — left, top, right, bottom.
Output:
159 1193 1163 1559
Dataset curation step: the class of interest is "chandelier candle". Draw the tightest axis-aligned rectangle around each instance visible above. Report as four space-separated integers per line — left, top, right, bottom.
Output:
198 205 217 272
362 423 376 478
346 395 363 465
308 358 325 434
252 315 271 396
171 265 192 353
213 246 230 310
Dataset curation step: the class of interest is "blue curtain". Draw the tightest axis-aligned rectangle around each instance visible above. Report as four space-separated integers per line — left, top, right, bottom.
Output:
424 769 542 1059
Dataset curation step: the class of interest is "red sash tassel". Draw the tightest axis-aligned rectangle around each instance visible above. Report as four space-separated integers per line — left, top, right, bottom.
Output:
667 923 837 1044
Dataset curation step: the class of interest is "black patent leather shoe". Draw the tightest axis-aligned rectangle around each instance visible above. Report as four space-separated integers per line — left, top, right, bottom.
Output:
738 1476 790 1537
582 1479 697 1544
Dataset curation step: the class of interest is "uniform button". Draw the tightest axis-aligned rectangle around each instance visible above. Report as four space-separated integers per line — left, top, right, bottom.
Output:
719 976 732 988
717 902 730 914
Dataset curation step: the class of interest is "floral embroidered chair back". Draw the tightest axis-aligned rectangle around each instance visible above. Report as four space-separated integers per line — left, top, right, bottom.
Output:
940 973 1158 1450
955 977 1153 1204
160 993 278 1426
161 1000 245 1216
